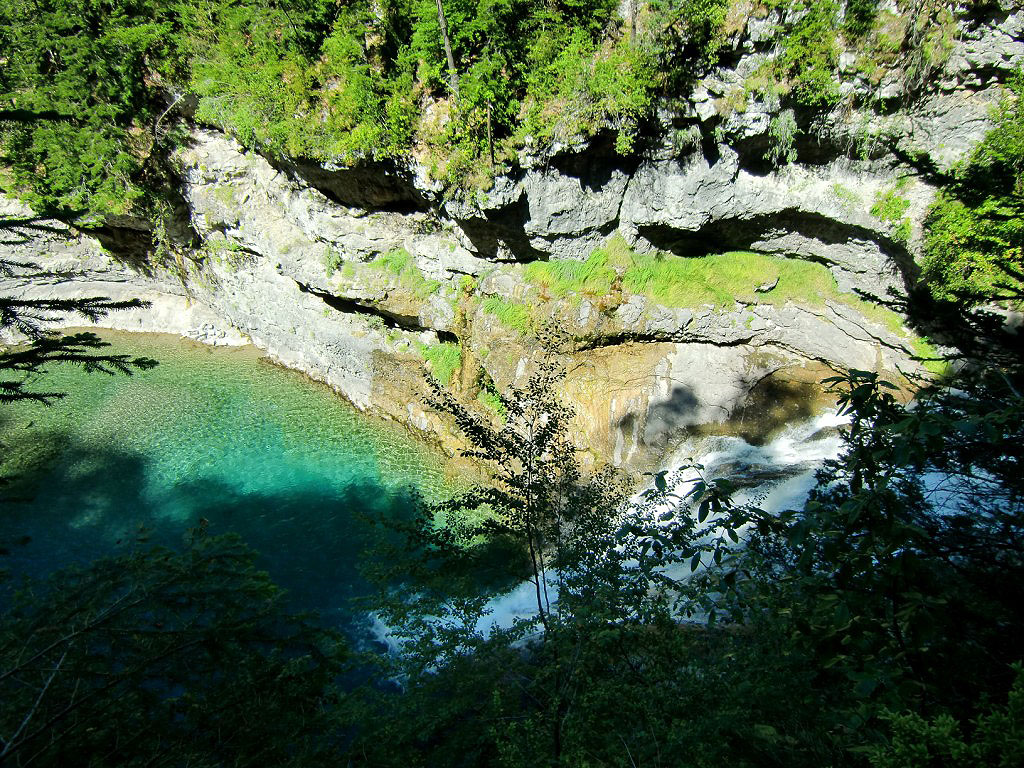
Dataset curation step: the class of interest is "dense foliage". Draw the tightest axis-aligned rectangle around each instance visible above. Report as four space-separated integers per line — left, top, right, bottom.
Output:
4 0 1024 764
924 70 1024 305
4 344 1023 765
326 345 1024 767
0 535 346 767
0 0 189 219
1 0 980 212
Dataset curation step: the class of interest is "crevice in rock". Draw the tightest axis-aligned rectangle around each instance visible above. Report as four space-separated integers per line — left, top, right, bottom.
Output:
572 331 757 351
295 280 454 339
637 209 917 284
572 331 676 350
822 303 915 353
271 155 430 213
546 132 643 191
85 225 157 275
527 218 621 250
454 194 547 263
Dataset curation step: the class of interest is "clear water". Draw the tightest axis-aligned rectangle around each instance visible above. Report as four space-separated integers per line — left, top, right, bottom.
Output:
0 330 458 630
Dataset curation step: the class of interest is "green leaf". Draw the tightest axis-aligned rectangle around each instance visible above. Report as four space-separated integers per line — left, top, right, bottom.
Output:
654 470 668 491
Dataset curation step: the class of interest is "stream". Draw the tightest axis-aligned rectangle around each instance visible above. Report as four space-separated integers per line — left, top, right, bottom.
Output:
381 409 852 644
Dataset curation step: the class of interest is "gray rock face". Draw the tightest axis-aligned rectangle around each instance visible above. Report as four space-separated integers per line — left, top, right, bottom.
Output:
897 90 1005 173
441 161 631 261
0 196 246 345
618 151 921 298
947 6 1024 82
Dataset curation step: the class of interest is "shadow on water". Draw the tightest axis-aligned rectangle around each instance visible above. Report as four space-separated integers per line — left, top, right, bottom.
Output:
0 431 426 634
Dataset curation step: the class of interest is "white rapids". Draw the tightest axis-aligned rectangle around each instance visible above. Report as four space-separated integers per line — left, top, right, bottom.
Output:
371 409 853 650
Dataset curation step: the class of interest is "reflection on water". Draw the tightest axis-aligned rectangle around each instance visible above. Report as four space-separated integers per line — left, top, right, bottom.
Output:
0 330 455 631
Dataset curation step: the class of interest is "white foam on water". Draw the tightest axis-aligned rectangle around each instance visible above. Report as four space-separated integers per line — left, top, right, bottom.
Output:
473 575 557 636
371 410 853 651
921 467 1004 518
460 412 851 639
367 573 559 654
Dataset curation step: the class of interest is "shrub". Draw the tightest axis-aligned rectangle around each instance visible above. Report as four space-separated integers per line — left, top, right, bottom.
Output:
776 0 842 108
872 180 913 242
516 29 656 154
765 109 800 166
922 70 1024 304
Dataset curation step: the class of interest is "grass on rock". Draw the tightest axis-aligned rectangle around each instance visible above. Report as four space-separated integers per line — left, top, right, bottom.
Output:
482 296 534 334
417 342 462 385
369 249 442 298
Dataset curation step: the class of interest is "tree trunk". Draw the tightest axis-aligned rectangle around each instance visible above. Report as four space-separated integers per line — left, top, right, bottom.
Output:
434 0 459 101
486 102 494 166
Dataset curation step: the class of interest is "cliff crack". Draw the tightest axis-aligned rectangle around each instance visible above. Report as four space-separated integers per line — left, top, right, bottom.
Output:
294 280 457 341
572 330 758 351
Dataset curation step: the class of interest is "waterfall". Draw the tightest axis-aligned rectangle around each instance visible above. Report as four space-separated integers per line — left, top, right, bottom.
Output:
370 409 852 651
660 409 850 511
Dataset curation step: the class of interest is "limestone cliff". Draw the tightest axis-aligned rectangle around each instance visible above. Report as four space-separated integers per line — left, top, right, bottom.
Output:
2 0 1021 470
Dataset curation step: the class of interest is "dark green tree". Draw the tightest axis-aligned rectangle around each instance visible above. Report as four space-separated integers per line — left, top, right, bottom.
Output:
351 361 787 767
1 255 156 405
0 534 347 767
0 0 192 220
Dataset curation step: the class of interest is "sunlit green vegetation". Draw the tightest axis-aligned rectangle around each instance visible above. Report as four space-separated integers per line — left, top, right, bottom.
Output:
923 70 1024 305
323 246 345 275
0 0 190 219
482 295 533 333
330 248 442 297
0 0 985 216
515 238 924 352
620 249 839 309
773 0 842 108
417 340 462 385
476 387 506 419
368 249 442 298
872 178 912 242
522 250 616 298
516 31 657 153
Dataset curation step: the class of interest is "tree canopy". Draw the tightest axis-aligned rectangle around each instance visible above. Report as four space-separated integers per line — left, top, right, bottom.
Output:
0 534 347 767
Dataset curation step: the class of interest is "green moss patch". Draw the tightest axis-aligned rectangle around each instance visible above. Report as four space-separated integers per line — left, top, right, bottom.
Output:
417 342 462 385
369 249 442 299
482 296 533 334
477 388 506 421
621 250 838 310
522 251 616 298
